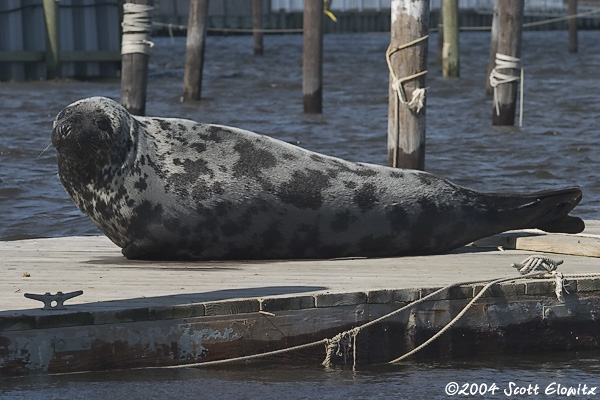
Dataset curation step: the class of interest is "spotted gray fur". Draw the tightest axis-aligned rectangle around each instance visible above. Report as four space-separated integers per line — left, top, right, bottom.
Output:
52 97 584 260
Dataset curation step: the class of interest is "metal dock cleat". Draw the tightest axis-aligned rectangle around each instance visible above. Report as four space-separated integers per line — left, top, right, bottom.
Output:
24 290 83 310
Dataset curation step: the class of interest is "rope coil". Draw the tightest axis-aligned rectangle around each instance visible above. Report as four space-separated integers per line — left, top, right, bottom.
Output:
511 255 563 274
489 52 524 126
121 3 154 55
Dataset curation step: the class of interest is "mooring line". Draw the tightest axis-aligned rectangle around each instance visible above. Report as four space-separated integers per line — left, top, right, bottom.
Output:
137 255 573 370
386 270 546 365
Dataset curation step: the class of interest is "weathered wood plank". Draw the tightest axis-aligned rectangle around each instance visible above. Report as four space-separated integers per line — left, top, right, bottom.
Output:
515 235 600 258
204 299 260 316
472 228 600 258
261 296 315 312
315 292 367 307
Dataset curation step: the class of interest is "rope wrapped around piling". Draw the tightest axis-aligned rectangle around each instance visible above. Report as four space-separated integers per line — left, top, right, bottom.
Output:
489 52 524 126
385 36 429 113
385 35 428 168
121 3 154 55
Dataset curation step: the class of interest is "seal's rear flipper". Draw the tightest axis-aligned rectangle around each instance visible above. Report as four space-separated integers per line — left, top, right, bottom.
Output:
518 187 585 234
485 186 584 235
535 215 585 234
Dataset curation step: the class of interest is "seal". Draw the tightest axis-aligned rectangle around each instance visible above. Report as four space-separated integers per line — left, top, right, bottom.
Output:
51 97 584 260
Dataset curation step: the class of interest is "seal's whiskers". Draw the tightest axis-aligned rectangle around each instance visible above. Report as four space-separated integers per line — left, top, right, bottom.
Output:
37 142 53 159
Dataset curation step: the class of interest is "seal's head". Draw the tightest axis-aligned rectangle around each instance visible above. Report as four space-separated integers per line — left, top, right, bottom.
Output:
52 97 142 248
52 97 135 183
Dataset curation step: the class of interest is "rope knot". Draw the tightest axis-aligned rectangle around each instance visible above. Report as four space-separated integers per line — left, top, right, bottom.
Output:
512 255 567 302
511 255 563 275
322 330 356 367
386 36 428 114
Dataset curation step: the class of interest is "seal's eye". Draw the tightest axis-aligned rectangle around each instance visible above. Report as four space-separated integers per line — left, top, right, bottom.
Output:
95 117 111 132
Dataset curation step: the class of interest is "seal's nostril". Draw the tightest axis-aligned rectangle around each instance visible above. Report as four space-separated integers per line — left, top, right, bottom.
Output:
95 118 111 132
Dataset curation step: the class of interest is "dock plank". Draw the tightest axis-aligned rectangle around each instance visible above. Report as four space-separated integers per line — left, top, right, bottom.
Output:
1 222 599 314
471 220 600 257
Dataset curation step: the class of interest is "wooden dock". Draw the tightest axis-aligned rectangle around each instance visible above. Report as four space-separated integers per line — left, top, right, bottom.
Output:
1 221 599 375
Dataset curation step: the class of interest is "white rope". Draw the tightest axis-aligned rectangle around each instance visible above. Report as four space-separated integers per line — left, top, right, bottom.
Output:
522 7 600 28
552 271 568 303
121 3 155 55
387 270 546 364
154 336 328 369
511 255 563 274
386 36 429 114
385 36 428 168
489 53 524 126
511 255 567 302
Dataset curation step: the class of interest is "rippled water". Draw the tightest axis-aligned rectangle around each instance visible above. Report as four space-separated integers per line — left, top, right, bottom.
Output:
1 30 599 395
1 30 598 241
2 352 600 399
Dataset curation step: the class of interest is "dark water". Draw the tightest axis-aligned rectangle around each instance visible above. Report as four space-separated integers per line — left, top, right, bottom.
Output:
1 31 599 395
2 352 600 399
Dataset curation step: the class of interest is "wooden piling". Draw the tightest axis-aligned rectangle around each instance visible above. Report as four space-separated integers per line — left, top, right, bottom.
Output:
568 0 578 53
436 24 443 67
252 0 264 56
182 0 209 101
387 0 429 170
121 0 153 116
491 0 524 126
485 0 500 96
43 0 60 79
302 0 324 114
442 0 459 78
